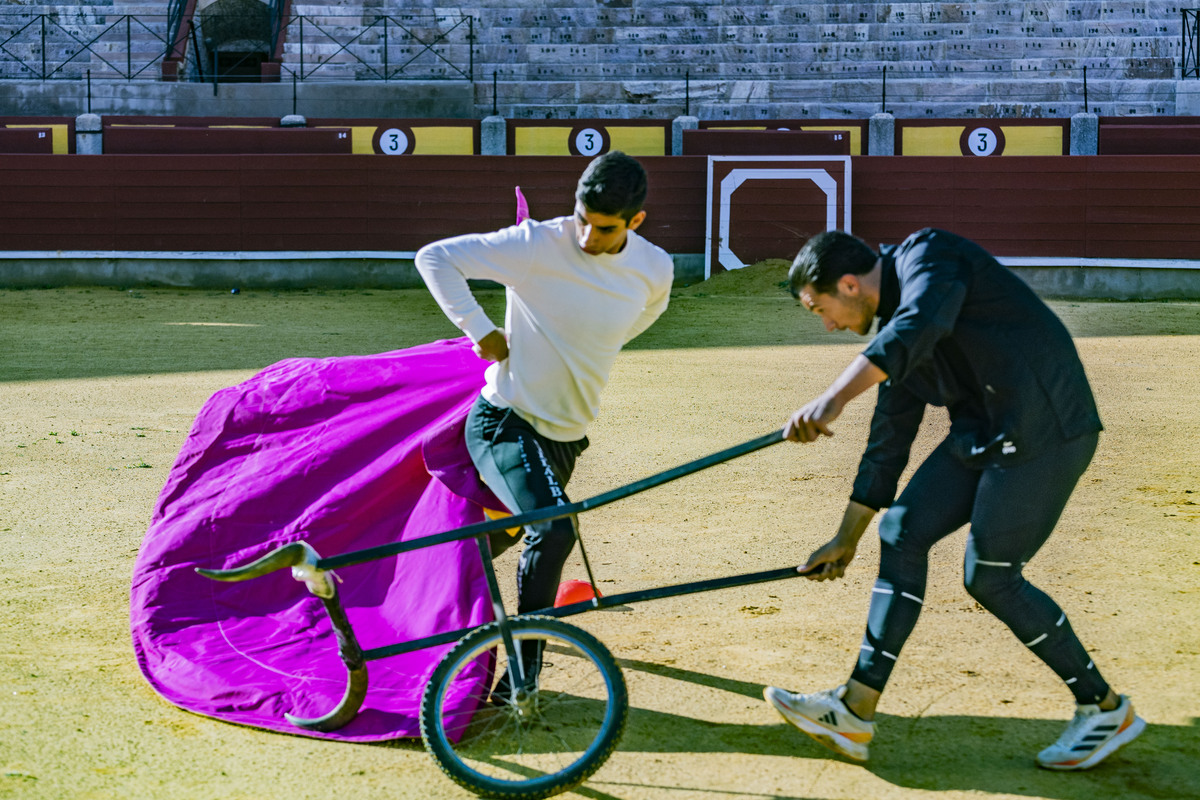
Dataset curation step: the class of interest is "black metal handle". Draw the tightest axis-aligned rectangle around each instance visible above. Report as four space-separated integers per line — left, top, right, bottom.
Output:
318 428 787 571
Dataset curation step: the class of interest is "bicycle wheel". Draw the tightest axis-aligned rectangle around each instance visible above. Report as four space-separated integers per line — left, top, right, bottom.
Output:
420 615 627 800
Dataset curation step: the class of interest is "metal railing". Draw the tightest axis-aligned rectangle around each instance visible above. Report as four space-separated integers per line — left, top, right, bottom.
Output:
0 11 475 82
1185 10 1200 78
284 13 474 82
0 13 171 80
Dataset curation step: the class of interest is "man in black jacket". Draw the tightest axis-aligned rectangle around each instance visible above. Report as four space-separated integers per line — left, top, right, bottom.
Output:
763 229 1143 770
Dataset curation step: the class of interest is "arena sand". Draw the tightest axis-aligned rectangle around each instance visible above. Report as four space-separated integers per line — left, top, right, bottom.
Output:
1 264 1197 800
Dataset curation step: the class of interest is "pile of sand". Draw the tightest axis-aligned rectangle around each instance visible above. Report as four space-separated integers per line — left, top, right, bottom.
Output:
675 258 792 297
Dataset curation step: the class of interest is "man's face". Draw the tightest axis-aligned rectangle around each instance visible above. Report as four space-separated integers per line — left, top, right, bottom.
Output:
574 202 645 255
799 277 876 336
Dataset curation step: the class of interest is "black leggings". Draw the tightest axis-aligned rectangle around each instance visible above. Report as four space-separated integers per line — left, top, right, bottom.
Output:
465 395 588 614
851 432 1110 705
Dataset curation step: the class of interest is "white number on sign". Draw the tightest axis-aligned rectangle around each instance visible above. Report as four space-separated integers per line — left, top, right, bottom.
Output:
574 127 604 156
380 128 410 155
968 127 998 156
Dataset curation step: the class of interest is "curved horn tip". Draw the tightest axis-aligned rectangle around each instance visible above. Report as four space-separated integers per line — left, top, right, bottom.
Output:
194 541 318 583
284 666 369 732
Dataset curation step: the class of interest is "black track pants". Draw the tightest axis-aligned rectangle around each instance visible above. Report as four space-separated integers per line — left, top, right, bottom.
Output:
850 432 1110 705
465 395 588 614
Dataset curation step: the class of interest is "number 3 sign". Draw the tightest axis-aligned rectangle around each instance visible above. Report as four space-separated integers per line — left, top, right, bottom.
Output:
569 126 610 156
377 127 414 155
959 126 1006 156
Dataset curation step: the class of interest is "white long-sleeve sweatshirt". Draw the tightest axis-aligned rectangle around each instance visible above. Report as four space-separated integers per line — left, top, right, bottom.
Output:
415 215 673 441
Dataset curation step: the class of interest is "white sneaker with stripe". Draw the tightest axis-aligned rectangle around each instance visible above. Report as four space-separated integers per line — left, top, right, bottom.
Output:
763 684 874 762
1036 694 1145 771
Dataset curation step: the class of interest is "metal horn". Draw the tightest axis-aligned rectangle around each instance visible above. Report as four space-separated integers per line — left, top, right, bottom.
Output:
196 541 368 731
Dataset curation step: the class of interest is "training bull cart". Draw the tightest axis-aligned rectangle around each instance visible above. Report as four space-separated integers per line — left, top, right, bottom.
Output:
194 429 812 799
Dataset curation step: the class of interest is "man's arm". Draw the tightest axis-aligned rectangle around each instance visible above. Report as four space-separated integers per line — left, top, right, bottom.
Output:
414 226 533 358
622 276 671 344
784 354 888 442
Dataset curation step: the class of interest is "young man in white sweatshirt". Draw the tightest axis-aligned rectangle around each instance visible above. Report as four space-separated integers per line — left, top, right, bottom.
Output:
415 153 674 663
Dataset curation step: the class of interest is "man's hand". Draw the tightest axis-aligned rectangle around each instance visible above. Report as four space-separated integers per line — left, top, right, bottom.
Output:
799 500 876 581
784 393 843 442
784 355 888 443
799 535 858 581
474 329 509 362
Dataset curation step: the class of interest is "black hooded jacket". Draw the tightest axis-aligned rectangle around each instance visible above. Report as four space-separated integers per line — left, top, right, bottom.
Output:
850 229 1103 511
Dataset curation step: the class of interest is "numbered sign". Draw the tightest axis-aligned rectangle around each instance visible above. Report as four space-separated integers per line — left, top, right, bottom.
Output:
568 126 611 156
379 127 411 155
961 126 1006 156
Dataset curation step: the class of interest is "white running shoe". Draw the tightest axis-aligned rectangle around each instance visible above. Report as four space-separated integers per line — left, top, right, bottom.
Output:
764 685 874 761
1036 694 1145 771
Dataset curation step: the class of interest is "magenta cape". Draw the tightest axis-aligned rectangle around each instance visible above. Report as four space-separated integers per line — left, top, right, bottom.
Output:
130 337 505 741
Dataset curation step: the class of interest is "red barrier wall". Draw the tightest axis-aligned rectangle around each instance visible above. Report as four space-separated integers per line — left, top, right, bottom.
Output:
0 128 55 154
681 130 852 156
851 156 1200 260
102 127 354 155
1098 125 1200 155
0 154 1197 259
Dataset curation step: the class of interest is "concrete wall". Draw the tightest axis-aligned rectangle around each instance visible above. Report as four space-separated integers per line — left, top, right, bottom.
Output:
0 80 473 119
0 251 709 290
0 252 1195 298
1007 263 1200 301
1176 81 1200 116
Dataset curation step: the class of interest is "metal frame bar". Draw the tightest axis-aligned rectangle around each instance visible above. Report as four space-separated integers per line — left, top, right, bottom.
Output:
363 563 809 661
318 430 784 572
1185 10 1199 79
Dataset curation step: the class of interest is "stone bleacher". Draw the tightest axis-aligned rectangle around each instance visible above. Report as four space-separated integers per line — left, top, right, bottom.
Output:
276 0 1183 118
0 0 1188 117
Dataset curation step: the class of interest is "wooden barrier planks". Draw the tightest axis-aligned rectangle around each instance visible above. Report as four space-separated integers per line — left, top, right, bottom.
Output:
0 154 1197 261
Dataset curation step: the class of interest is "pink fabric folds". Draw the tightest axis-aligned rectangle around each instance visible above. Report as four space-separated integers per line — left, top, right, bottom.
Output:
130 337 504 741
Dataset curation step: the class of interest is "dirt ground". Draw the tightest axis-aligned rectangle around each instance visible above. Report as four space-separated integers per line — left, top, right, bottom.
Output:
1 265 1197 800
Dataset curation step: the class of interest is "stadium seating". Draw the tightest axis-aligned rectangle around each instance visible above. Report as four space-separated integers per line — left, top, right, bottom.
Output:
270 0 1182 119
0 1 1187 119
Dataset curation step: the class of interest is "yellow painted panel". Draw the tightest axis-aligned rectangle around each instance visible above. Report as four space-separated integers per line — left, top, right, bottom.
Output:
902 126 965 155
412 126 475 155
999 125 1064 155
515 127 571 155
798 124 862 155
349 126 376 154
8 123 69 153
607 126 666 156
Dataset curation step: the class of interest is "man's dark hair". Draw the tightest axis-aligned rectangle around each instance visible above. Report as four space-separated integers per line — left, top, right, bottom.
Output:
575 151 648 221
788 230 878 298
